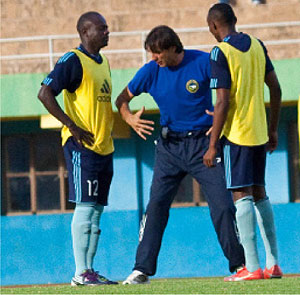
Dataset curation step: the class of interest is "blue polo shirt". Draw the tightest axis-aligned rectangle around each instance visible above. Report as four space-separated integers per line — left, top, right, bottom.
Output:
128 49 213 132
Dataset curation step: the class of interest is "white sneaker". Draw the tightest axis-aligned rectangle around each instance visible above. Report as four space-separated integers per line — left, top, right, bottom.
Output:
123 270 150 285
71 270 99 286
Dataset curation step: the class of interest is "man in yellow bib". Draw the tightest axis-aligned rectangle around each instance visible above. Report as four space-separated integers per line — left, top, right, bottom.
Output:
204 3 282 281
38 12 117 286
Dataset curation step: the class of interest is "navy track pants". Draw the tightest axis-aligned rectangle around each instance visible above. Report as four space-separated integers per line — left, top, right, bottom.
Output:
134 132 245 275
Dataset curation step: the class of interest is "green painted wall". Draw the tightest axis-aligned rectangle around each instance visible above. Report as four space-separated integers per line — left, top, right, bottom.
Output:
1 73 49 118
110 68 158 112
265 59 300 102
1 58 299 118
0 69 157 118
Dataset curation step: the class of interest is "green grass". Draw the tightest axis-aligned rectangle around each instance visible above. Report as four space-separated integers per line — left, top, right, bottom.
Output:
1 277 300 294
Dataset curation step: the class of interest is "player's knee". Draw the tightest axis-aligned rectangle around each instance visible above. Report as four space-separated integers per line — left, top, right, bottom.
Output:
72 221 92 236
91 224 101 235
252 185 265 198
236 205 251 220
94 204 104 214
147 198 170 214
91 204 104 226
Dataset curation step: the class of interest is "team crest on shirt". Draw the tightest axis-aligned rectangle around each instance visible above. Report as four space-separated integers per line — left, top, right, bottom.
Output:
186 79 199 93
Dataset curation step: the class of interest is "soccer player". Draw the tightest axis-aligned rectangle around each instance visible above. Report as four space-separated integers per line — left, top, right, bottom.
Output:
115 25 245 284
37 12 118 286
204 3 283 281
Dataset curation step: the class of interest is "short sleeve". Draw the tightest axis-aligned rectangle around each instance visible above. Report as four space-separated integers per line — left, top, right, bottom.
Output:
257 39 274 75
209 46 231 89
128 62 154 96
41 52 83 96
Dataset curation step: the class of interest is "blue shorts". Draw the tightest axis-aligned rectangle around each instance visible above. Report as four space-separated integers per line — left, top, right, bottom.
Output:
222 137 266 189
63 137 113 205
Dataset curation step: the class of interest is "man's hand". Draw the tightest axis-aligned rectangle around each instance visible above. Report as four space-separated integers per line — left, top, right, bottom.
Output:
68 123 94 146
115 87 154 140
127 106 154 140
267 130 278 154
203 146 217 168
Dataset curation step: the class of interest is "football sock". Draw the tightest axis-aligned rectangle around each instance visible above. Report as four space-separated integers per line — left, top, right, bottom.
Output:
71 204 95 276
254 197 278 269
235 196 260 272
86 204 104 270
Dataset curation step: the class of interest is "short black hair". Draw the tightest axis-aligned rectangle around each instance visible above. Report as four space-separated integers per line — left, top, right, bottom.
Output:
76 11 102 33
208 3 237 26
144 25 183 53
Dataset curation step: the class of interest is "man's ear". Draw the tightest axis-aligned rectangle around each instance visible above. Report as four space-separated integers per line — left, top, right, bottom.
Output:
81 27 88 37
81 22 91 38
213 21 218 31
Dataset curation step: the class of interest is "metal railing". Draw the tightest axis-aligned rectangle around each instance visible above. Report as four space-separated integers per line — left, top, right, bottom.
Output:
1 21 300 71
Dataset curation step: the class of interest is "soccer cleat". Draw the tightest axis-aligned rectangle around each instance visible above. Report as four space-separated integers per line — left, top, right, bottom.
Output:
91 269 118 285
263 265 283 279
123 270 150 285
224 266 264 281
71 269 100 286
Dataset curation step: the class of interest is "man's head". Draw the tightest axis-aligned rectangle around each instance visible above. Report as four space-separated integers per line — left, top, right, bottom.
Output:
77 12 109 51
207 3 237 42
144 25 184 67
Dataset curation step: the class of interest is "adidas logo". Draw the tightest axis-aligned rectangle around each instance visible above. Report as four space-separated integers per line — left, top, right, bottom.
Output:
100 79 110 94
97 79 111 102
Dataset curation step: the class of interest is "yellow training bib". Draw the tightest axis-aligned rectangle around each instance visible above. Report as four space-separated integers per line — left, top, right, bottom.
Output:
61 49 114 155
219 36 268 146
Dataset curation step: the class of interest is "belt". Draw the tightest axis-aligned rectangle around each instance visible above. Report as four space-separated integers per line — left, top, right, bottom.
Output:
161 126 209 139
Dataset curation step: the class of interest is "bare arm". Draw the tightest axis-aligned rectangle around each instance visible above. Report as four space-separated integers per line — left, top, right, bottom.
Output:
203 88 230 167
115 86 154 140
265 70 282 153
37 84 94 146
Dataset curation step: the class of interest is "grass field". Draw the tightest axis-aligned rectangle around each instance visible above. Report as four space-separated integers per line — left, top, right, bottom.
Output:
1 277 300 294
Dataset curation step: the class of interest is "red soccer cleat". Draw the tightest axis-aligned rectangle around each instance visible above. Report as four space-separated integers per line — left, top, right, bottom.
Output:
224 266 264 282
263 265 283 279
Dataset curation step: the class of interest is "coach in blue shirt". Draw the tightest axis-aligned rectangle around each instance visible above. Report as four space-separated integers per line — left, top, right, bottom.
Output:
116 25 245 284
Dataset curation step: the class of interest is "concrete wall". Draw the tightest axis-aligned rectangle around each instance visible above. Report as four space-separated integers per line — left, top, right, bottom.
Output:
1 0 300 74
2 0 300 37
